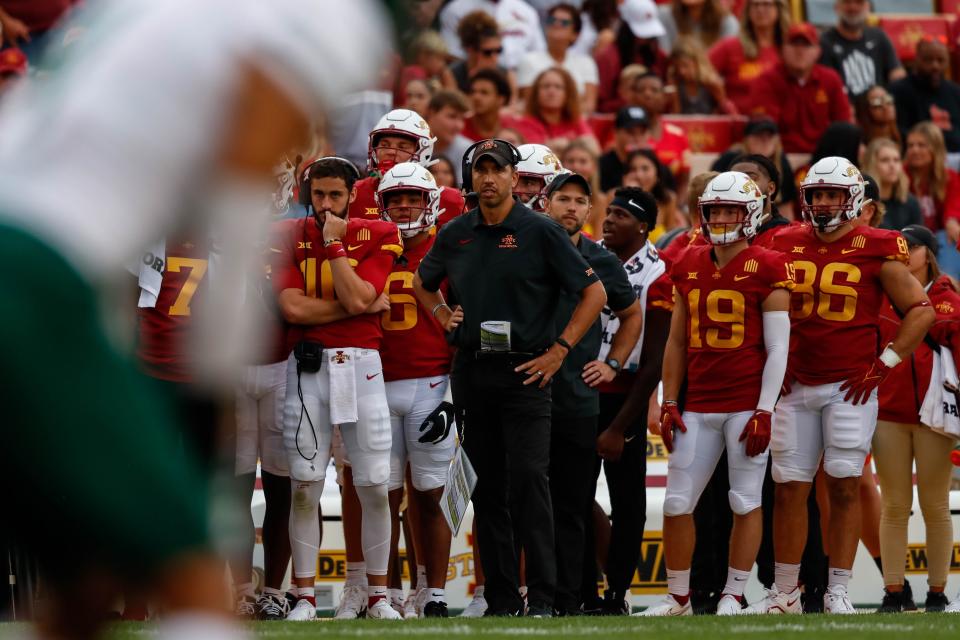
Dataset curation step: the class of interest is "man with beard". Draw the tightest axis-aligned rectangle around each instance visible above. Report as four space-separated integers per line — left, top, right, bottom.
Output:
889 39 960 153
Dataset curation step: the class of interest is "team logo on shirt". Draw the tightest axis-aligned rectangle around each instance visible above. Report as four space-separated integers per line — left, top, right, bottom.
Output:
499 234 518 249
298 241 313 249
333 351 350 364
357 228 371 242
938 301 955 314
687 271 698 280
792 246 805 254
815 89 828 104
744 259 759 273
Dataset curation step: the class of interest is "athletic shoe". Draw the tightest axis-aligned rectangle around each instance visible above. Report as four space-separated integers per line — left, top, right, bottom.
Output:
389 591 405 617
945 592 960 613
403 589 420 619
414 587 429 617
286 598 317 621
235 595 257 619
716 594 745 615
334 585 367 620
526 604 553 618
635 595 692 617
601 590 630 616
256 593 290 621
925 591 949 613
691 589 721 615
877 589 904 613
367 598 403 620
461 590 488 618
764 587 802 614
743 588 776 614
423 601 449 618
824 586 856 614
802 586 825 614
903 580 917 612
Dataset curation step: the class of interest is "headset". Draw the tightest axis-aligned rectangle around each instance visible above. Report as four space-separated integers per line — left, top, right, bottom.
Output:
460 138 522 194
298 156 363 207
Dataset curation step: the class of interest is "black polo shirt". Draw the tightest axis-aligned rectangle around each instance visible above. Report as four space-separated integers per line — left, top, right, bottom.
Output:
552 235 636 421
418 201 599 354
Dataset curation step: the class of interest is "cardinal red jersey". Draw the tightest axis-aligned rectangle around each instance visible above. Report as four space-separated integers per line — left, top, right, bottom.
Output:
137 237 212 382
671 244 794 412
272 216 402 350
349 176 465 229
660 228 708 267
380 234 452 381
771 224 909 386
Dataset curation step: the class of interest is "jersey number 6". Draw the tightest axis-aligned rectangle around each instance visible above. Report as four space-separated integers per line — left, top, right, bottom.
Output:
791 261 860 322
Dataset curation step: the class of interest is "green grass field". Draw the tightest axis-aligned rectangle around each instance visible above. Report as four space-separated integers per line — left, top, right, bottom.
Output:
68 613 960 639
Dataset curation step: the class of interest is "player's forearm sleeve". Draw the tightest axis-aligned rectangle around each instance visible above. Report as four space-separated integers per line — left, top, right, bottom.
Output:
760 310 791 412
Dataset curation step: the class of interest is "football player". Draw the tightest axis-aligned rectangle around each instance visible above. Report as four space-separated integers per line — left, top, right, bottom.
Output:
513 143 564 212
376 162 457 617
272 157 401 620
643 172 793 616
763 157 934 614
349 108 465 227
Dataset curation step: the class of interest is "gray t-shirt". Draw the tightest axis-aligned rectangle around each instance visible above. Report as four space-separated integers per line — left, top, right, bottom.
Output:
819 26 902 99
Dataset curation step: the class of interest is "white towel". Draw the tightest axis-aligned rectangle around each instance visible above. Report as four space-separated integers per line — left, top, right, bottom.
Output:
328 348 359 425
920 348 960 439
133 238 166 308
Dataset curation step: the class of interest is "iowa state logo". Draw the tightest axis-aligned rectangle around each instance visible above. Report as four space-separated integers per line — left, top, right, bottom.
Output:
499 234 518 249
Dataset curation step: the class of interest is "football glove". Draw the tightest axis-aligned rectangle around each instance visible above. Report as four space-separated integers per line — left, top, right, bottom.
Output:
738 409 772 457
659 401 686 454
839 358 891 405
418 401 457 444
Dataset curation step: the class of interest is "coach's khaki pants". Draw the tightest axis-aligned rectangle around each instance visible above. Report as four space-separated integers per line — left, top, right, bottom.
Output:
872 420 955 588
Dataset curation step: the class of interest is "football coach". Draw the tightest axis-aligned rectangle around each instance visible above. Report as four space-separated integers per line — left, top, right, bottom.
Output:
413 139 607 617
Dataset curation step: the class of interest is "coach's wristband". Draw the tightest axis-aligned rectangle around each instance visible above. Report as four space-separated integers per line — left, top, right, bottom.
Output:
432 303 450 318
325 241 346 260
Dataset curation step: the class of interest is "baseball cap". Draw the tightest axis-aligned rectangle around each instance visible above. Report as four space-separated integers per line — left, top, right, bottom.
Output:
620 0 666 39
786 23 819 45
0 48 26 76
901 224 938 256
472 138 518 168
545 171 592 198
744 117 778 137
862 172 879 203
615 106 650 130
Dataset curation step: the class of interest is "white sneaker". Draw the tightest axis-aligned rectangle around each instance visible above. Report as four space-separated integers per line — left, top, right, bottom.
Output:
390 590 405 617
367 598 403 620
763 587 802 614
285 598 316 621
460 590 488 618
824 586 856 614
945 594 960 613
716 594 745 615
744 588 777 614
635 594 692 616
403 589 420 619
334 585 367 620
414 586 429 617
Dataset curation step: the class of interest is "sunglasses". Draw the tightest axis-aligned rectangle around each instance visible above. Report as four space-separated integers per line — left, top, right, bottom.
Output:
480 46 504 57
869 96 894 107
546 16 574 27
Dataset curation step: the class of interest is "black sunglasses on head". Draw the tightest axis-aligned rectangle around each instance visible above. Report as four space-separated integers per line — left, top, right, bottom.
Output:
480 46 504 56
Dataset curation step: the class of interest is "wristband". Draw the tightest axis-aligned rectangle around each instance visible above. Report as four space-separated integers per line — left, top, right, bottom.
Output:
663 400 678 406
325 241 346 260
903 299 932 314
432 303 450 318
555 337 572 351
879 344 902 368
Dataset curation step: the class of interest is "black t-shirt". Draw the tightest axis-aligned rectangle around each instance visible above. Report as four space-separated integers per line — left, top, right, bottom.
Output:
880 194 923 231
819 27 901 99
599 149 627 193
418 201 599 353
889 73 960 153
552 236 636 420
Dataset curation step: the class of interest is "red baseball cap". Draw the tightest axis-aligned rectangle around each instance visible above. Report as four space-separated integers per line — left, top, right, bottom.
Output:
0 48 27 76
786 23 819 45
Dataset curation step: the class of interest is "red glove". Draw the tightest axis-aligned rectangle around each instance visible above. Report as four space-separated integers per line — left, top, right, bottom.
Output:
739 410 772 457
839 358 891 405
659 401 687 453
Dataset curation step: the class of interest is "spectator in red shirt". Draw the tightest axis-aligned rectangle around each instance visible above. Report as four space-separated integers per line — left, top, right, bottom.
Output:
595 0 668 113
905 121 960 238
749 22 851 153
627 71 691 193
462 68 521 141
514 66 598 152
708 0 791 115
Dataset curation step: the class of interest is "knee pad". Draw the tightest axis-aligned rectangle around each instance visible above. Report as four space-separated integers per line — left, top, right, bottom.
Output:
290 479 324 519
728 489 761 516
663 491 694 517
823 453 863 480
352 459 391 487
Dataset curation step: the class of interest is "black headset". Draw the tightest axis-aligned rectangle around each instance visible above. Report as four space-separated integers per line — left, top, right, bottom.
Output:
298 156 363 207
460 138 522 193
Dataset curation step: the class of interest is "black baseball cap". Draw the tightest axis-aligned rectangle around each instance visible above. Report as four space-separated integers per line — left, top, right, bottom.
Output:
862 173 879 203
744 117 778 137
615 106 649 130
544 171 592 197
471 138 518 168
901 224 938 256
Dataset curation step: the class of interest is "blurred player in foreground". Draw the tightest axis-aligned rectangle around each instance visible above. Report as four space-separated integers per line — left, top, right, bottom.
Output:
0 0 386 638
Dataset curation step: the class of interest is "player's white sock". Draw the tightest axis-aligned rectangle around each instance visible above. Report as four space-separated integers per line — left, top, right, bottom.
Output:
368 585 388 605
417 565 427 589
389 588 404 604
473 585 485 597
774 562 801 594
666 568 691 598
346 562 367 587
289 480 325 582
427 588 445 604
296 586 315 600
236 582 255 599
722 567 750 598
355 484 391 577
828 567 852 591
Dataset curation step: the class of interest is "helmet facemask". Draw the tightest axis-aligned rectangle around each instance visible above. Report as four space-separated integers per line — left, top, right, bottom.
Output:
515 173 547 211
380 187 436 238
700 203 748 245
801 185 858 233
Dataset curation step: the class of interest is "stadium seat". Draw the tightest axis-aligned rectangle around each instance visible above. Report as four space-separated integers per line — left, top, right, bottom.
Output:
875 14 956 62
660 115 748 153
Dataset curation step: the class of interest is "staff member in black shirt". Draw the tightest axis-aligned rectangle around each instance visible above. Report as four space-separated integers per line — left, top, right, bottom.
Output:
541 171 642 616
414 139 607 617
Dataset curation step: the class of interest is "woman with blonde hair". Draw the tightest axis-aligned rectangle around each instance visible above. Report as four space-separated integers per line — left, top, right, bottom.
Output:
905 122 960 240
562 139 608 236
658 0 739 54
666 38 732 114
874 224 960 613
514 67 597 152
708 0 790 114
862 138 922 231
